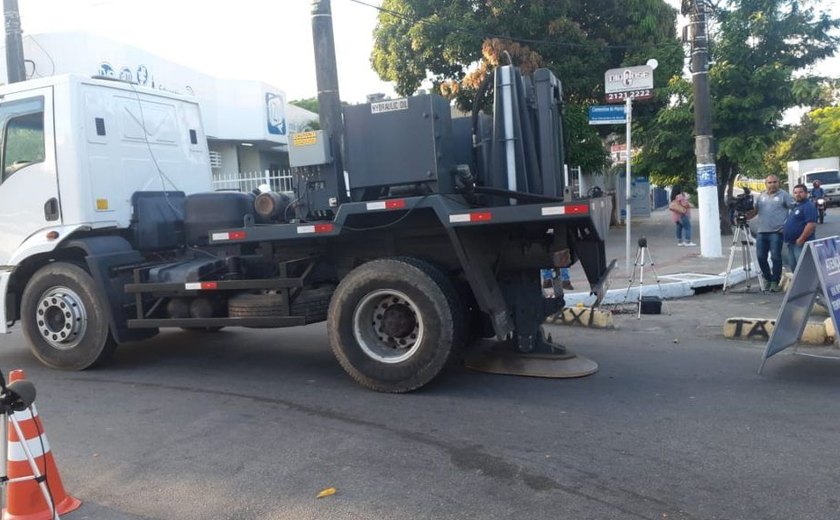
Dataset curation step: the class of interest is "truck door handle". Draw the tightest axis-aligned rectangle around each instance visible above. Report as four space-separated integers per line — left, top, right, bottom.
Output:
44 198 59 221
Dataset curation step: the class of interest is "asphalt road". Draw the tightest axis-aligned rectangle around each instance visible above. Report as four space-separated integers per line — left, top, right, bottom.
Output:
1 286 839 520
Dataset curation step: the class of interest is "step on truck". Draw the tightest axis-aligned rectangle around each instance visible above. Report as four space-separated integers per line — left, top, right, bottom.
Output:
0 0 612 392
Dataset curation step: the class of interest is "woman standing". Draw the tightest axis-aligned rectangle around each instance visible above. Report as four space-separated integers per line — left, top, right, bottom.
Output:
670 186 696 246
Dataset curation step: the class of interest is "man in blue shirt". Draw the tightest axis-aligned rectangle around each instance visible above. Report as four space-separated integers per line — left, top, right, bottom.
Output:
783 183 818 272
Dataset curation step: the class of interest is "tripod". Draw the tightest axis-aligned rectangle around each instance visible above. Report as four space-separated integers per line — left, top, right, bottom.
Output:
0 374 60 520
623 237 671 319
723 214 763 293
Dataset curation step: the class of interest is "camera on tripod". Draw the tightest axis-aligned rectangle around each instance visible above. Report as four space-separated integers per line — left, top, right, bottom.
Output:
727 187 755 223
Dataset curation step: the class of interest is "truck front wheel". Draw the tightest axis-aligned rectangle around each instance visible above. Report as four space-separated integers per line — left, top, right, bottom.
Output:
21 262 116 370
328 258 458 393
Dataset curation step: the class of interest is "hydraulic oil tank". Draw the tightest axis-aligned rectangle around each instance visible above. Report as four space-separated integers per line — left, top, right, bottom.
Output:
184 192 255 245
342 94 456 195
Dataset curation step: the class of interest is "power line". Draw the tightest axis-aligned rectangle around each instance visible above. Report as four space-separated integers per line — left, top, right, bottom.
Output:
346 0 683 52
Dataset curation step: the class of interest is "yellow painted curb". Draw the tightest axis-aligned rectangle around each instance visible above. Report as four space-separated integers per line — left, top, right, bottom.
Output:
723 317 830 344
824 317 836 343
547 307 615 329
779 272 793 292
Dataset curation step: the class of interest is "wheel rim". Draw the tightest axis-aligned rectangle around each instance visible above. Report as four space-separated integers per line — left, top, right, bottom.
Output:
35 286 87 350
352 289 425 364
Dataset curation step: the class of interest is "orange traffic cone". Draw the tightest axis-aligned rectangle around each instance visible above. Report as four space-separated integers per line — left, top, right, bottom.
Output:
3 370 81 520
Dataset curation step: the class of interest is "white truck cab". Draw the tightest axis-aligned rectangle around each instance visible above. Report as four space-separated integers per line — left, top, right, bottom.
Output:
787 157 840 204
1 75 211 334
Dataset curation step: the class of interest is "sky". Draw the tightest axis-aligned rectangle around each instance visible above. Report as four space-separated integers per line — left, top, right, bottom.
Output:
17 0 840 105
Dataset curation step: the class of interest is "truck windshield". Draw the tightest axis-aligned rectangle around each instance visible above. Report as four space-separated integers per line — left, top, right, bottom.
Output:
805 170 840 184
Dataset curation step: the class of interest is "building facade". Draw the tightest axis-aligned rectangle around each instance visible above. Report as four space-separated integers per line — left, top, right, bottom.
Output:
0 32 318 187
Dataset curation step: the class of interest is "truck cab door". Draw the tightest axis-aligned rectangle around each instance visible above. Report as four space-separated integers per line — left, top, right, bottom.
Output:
0 88 58 266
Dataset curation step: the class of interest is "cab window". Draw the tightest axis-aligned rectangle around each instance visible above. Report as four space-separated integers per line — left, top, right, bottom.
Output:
0 97 45 183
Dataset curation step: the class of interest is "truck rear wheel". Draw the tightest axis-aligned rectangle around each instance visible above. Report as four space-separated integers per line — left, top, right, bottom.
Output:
327 257 459 393
21 262 116 370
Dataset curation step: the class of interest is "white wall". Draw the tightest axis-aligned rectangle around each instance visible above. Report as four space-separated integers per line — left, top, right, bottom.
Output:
210 142 240 173
238 146 262 172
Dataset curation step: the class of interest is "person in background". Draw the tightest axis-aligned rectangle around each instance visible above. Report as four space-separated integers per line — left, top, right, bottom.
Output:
747 174 794 292
783 183 817 271
670 186 696 247
810 179 825 201
560 267 573 291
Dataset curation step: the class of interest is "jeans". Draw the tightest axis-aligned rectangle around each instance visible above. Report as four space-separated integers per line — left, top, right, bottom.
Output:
756 232 783 283
785 243 804 272
675 214 691 241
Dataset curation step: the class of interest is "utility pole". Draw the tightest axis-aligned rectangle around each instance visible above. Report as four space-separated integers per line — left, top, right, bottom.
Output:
3 0 26 83
684 0 722 257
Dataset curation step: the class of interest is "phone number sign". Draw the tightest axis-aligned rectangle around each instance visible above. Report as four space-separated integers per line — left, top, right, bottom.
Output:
604 65 654 103
605 89 653 103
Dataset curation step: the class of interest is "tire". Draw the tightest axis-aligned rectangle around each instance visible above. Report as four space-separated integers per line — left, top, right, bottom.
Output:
327 257 460 393
228 286 334 324
21 262 116 370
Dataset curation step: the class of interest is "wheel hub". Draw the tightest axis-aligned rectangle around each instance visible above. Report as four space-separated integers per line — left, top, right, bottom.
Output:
380 303 416 338
36 286 87 350
353 290 424 364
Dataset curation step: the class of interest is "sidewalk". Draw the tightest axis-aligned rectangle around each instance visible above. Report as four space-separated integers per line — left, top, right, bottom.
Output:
565 208 751 305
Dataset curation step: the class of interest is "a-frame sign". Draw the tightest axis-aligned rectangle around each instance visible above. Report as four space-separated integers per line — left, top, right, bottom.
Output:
760 237 840 373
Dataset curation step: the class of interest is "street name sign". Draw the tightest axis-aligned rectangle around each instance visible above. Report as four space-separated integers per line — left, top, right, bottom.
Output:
588 105 626 125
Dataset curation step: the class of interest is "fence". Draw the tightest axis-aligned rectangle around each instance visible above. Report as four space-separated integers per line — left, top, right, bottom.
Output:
212 170 295 194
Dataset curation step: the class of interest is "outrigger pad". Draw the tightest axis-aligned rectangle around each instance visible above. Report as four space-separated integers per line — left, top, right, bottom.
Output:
463 340 598 379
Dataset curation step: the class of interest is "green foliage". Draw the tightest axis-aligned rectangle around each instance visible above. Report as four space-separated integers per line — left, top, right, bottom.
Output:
564 104 610 173
370 0 684 174
289 98 319 113
636 0 839 202
810 106 840 157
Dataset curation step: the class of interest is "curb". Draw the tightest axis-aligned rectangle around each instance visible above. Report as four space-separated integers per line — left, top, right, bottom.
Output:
546 307 615 329
723 316 836 344
564 266 756 307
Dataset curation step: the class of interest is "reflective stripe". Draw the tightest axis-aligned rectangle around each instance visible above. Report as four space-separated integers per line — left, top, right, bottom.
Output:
366 199 406 211
8 435 50 462
542 206 565 216
450 212 491 223
297 224 334 234
185 282 217 291
11 406 38 422
210 231 246 241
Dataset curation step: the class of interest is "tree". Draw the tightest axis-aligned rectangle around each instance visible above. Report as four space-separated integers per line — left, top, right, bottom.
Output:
370 0 685 174
768 104 840 174
290 97 319 113
636 0 839 215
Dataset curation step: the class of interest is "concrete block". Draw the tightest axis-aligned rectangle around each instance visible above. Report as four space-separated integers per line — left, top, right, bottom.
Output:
548 307 614 329
779 272 793 292
723 317 775 340
801 322 829 345
723 317 830 344
824 317 836 343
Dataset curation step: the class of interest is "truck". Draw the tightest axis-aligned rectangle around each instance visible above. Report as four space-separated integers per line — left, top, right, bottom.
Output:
0 0 612 393
787 157 840 204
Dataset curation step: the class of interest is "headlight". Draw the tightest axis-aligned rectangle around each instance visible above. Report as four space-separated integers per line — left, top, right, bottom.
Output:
818 198 826 204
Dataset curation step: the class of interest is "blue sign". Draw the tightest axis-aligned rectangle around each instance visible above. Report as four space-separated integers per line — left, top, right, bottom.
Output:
266 92 287 136
588 105 626 125
697 163 717 187
815 238 840 325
